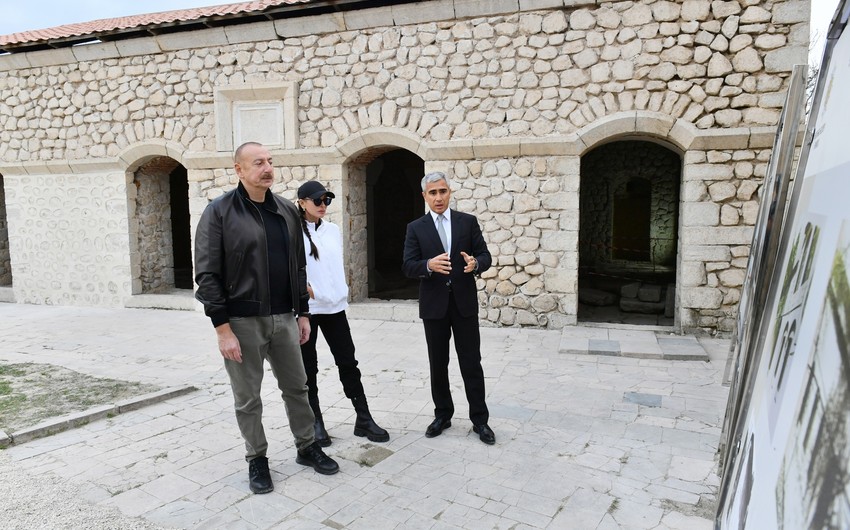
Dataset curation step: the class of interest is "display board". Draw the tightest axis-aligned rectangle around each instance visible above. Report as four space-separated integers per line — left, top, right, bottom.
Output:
718 63 806 466
716 1 850 527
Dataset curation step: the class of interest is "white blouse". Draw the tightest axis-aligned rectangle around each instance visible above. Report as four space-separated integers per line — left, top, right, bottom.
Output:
302 220 349 315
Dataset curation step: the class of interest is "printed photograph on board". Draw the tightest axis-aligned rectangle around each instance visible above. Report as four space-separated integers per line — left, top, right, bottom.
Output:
765 217 823 437
776 224 850 529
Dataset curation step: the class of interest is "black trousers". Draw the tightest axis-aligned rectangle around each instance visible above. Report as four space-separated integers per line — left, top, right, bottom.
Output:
300 310 364 403
422 293 489 425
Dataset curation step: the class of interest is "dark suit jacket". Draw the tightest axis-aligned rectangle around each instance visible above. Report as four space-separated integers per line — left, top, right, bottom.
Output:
402 210 491 319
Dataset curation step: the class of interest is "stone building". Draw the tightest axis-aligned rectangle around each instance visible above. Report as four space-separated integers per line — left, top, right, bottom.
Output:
0 0 810 333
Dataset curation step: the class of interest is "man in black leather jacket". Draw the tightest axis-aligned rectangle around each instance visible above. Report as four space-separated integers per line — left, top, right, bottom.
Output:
194 142 339 494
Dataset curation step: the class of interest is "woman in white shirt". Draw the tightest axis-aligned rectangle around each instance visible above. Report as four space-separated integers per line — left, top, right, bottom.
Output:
296 180 389 446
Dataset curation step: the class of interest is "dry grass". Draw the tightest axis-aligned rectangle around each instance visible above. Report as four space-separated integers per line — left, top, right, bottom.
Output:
0 362 159 434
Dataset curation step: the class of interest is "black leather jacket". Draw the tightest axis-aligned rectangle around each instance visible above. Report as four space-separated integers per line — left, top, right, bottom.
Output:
194 182 309 327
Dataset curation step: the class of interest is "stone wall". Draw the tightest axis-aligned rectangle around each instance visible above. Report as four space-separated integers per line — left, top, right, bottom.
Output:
422 155 579 329
0 0 808 163
1 171 131 306
134 157 178 293
679 146 768 332
0 0 811 332
580 141 680 270
0 174 10 286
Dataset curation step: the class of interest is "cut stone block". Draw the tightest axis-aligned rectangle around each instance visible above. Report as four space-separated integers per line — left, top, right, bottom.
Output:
588 339 620 356
638 284 662 302
579 287 618 306
621 282 641 299
620 298 666 314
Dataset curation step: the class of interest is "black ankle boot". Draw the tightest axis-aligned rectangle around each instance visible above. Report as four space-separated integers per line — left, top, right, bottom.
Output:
351 395 389 442
313 416 331 447
309 394 331 447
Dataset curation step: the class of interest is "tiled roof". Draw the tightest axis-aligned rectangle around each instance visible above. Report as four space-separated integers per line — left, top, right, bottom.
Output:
0 0 314 48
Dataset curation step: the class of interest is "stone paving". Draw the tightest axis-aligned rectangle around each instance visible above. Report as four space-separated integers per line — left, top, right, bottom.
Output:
0 303 730 529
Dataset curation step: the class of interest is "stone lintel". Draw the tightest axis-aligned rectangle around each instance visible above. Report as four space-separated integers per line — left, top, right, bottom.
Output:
668 120 698 150
689 128 751 150
748 126 784 149
568 135 588 156
393 1 456 25
69 159 122 173
455 0 521 19
635 111 677 138
23 48 77 68
359 128 424 155
519 138 574 156
520 0 568 9
472 138 522 158
282 148 345 166
115 37 162 57
748 127 776 149
71 41 121 62
118 141 172 169
429 140 475 160
19 163 52 175
274 13 346 38
578 112 637 150
46 162 74 174
345 6 396 29
0 53 32 71
185 147 343 169
224 21 278 44
334 132 372 160
156 27 229 51
184 152 245 169
0 164 27 175
164 143 186 164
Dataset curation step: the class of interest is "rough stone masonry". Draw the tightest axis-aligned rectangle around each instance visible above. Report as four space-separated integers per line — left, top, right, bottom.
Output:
0 0 810 333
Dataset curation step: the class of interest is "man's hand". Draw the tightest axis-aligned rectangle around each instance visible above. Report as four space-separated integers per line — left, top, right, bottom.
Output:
428 252 452 275
297 316 311 345
461 251 477 273
216 323 242 363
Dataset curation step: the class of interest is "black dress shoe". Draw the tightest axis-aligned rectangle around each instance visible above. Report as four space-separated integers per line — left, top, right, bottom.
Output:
248 456 273 494
473 424 496 445
296 442 340 475
425 417 452 438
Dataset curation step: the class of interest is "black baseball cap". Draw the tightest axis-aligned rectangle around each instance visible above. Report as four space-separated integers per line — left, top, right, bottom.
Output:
297 180 336 200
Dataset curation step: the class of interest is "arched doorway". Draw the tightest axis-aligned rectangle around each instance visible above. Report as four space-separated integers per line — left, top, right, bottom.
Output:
345 148 423 301
0 173 10 287
578 140 681 325
131 157 193 293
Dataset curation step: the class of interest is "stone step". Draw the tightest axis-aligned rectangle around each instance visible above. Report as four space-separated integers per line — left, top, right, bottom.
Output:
559 330 709 361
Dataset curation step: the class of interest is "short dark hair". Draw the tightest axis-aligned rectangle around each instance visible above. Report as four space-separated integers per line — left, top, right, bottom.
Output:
234 142 263 163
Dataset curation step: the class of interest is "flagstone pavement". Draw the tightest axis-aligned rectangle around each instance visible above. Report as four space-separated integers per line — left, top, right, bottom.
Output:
0 303 731 529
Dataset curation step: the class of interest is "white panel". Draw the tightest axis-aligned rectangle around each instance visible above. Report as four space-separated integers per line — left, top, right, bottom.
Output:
233 102 284 148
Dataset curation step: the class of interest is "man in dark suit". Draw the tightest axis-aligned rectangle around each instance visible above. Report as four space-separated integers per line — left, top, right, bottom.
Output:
402 171 495 445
